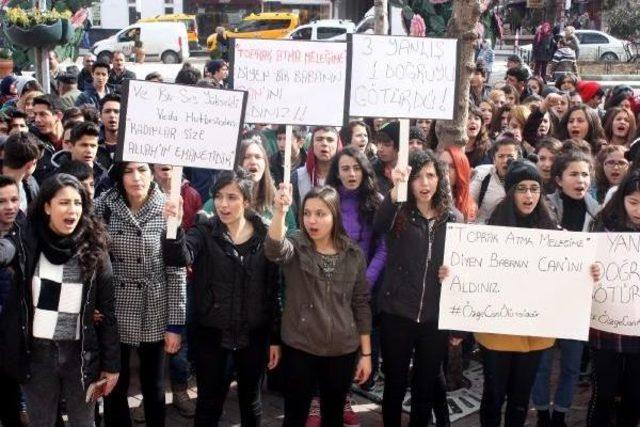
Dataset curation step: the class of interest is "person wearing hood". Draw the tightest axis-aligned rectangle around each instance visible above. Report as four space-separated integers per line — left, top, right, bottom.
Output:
0 76 18 108
51 122 107 185
532 22 555 80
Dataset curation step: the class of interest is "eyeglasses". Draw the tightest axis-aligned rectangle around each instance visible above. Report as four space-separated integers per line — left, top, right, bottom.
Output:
515 185 541 194
604 160 629 168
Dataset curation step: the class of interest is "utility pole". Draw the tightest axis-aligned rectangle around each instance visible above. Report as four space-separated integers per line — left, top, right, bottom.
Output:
33 0 51 94
374 0 387 35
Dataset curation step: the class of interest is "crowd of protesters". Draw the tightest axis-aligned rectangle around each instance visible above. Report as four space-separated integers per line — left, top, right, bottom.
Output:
0 28 639 427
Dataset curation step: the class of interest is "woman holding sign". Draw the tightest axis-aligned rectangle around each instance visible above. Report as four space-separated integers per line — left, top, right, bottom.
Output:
588 168 640 426
440 160 589 427
163 169 282 426
374 150 458 427
267 183 372 427
533 150 601 426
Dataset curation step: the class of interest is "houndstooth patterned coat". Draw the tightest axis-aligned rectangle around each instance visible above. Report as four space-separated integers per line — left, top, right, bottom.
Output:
94 183 186 345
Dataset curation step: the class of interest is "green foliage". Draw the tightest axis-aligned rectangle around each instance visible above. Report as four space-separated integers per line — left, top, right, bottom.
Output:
7 0 97 13
607 6 640 41
0 48 11 59
5 7 71 28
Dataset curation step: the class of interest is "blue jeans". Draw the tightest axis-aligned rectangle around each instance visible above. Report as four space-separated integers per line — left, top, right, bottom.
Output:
22 339 95 426
170 329 191 386
169 279 194 387
532 339 584 412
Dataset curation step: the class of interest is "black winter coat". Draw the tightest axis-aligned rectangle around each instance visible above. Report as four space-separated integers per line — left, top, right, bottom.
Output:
0 220 120 386
373 196 455 324
164 212 280 350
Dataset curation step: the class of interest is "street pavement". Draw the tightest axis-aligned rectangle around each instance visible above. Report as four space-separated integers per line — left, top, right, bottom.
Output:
115 347 590 427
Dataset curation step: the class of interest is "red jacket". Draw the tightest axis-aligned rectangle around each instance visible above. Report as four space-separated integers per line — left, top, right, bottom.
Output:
181 180 203 230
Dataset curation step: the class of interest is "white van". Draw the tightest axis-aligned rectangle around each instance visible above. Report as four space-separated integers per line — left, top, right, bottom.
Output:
92 22 190 64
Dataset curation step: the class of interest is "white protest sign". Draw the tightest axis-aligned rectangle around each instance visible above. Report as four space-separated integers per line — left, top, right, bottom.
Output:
117 80 247 170
232 38 347 126
440 223 596 340
348 34 458 120
591 233 640 336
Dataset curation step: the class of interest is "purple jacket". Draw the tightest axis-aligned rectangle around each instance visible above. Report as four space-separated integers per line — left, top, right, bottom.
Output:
338 187 387 288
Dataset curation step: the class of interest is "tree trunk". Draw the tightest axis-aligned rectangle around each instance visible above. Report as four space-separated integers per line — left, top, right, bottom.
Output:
374 0 388 35
436 0 482 149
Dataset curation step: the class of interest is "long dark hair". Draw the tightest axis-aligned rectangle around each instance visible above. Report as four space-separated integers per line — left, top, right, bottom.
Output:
393 150 451 235
326 146 381 225
594 145 628 203
467 106 492 167
555 104 607 153
551 149 593 187
29 174 109 280
211 168 254 206
300 186 349 251
592 168 640 231
488 186 557 229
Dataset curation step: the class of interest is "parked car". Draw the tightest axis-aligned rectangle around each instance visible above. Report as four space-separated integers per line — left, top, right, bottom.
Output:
92 22 190 64
138 13 199 50
206 12 299 51
355 5 408 35
288 19 355 41
518 29 629 62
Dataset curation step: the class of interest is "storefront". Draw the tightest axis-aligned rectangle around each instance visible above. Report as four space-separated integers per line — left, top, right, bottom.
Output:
184 0 261 44
262 0 332 24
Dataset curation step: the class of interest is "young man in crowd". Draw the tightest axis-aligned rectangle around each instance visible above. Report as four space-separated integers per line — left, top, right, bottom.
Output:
57 159 96 200
48 50 61 95
505 66 533 103
6 110 29 135
108 51 137 94
270 125 307 185
205 59 229 88
77 53 96 91
470 62 490 106
96 93 121 170
31 94 63 182
1 133 40 213
292 126 340 212
75 61 113 110
57 73 82 111
0 175 27 426
470 136 521 223
51 122 106 184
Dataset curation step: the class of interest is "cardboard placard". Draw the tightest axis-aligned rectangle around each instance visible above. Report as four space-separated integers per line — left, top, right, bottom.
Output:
440 223 596 340
591 233 640 336
348 34 458 120
116 80 247 170
231 38 348 126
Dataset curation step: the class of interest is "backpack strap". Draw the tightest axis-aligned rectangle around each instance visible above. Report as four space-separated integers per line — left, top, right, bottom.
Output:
477 173 492 210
